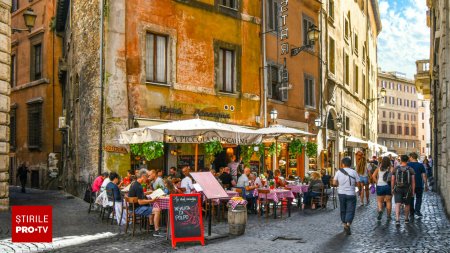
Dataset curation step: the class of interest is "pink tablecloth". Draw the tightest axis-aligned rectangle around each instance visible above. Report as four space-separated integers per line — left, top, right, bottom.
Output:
254 189 295 203
152 197 170 210
287 185 309 194
212 190 240 205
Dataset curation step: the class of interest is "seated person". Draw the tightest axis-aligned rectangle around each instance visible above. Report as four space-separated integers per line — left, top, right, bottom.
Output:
321 169 332 188
180 167 194 193
237 167 258 214
302 172 324 209
119 169 134 188
274 169 286 187
168 167 181 179
219 167 236 189
163 178 178 194
128 169 164 237
106 172 126 225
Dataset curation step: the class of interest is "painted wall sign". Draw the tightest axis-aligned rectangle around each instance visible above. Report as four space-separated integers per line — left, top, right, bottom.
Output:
104 145 128 154
160 106 183 115
194 109 230 119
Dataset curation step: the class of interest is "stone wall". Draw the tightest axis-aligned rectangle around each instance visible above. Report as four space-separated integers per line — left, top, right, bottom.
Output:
0 0 11 211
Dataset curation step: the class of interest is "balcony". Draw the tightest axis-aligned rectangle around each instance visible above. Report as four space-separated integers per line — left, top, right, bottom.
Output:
414 59 431 99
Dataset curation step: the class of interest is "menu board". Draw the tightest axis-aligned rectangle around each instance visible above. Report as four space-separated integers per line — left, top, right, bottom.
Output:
177 155 204 169
169 194 204 248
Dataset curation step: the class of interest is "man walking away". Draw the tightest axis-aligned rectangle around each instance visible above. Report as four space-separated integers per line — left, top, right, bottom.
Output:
17 163 29 193
407 152 428 217
392 155 415 226
332 157 359 235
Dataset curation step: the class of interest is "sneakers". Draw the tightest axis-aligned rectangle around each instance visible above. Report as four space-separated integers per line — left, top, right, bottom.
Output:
344 224 351 235
395 220 400 226
153 230 165 238
415 211 423 217
377 211 383 221
405 219 410 224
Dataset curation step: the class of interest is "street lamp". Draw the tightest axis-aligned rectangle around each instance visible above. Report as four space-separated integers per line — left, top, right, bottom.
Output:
12 8 37 33
314 118 322 127
367 87 387 103
291 24 321 57
270 109 278 124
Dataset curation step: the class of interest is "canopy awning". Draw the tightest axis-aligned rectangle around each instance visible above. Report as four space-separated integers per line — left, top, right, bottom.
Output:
119 118 262 145
381 151 398 157
255 124 315 142
345 136 368 148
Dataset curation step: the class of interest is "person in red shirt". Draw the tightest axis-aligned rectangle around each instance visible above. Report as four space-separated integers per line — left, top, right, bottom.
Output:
119 169 134 188
274 169 285 187
92 172 109 193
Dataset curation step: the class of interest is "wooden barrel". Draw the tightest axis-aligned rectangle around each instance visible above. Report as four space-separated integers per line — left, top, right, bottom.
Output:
227 204 247 235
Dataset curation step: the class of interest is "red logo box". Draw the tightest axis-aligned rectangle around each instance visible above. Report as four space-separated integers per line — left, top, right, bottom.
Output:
12 206 52 243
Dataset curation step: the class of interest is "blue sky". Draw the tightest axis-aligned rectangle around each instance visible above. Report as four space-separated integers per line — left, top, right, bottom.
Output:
377 0 430 79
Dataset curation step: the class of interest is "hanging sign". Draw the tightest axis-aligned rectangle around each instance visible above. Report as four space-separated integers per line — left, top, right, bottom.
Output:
280 0 289 55
169 194 204 248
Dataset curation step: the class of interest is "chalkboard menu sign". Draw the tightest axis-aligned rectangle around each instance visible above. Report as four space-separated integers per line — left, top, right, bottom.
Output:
177 155 204 169
169 194 204 248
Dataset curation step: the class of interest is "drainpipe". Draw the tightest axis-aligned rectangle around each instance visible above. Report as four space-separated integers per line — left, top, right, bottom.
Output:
262 1 268 128
98 0 105 175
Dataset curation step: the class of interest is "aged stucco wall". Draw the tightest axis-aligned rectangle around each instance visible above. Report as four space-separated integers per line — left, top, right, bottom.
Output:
0 0 11 211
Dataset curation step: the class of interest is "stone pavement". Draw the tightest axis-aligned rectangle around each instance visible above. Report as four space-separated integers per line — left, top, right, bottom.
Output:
1 186 450 252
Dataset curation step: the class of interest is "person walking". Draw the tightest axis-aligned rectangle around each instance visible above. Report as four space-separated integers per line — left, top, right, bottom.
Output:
355 151 370 206
371 157 393 221
392 155 415 226
17 163 29 193
332 157 359 235
407 152 428 217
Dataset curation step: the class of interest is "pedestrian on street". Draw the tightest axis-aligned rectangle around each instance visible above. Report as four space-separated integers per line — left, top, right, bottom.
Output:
392 155 415 226
371 156 393 221
408 152 428 218
355 151 370 206
16 163 29 193
332 157 359 235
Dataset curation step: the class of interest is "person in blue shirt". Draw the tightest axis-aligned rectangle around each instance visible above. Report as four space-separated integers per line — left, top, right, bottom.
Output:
106 172 122 202
407 152 429 217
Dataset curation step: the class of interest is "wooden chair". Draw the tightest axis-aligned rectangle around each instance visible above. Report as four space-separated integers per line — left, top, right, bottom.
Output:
105 188 124 225
222 184 230 190
86 183 96 214
311 186 328 209
257 189 271 218
124 197 143 236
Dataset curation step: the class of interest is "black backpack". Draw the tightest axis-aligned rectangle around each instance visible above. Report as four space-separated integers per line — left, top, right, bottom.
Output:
395 166 411 188
382 169 391 183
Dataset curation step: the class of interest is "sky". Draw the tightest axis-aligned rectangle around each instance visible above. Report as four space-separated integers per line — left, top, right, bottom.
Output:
377 0 430 79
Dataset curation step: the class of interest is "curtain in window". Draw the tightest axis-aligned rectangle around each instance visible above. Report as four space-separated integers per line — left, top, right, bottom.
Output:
145 34 154 81
156 36 166 82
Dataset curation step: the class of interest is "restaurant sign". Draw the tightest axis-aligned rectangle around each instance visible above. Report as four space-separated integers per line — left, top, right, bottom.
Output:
194 109 230 119
160 106 183 115
280 0 289 55
166 134 256 145
104 145 128 154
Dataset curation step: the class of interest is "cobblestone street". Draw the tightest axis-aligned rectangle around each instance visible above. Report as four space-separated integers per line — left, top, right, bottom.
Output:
1 186 450 252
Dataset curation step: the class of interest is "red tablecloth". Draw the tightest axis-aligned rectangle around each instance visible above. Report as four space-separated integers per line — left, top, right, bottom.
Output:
227 199 248 210
152 197 170 210
212 190 240 205
254 189 295 203
287 185 309 193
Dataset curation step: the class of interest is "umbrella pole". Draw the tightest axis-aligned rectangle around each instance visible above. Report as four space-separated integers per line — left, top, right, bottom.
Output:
195 143 199 172
274 138 278 176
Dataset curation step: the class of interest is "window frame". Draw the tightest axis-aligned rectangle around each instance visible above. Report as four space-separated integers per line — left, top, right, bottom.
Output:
302 15 315 47
329 37 335 74
11 0 19 12
27 98 44 151
304 74 315 108
267 0 279 32
30 43 43 81
10 106 17 151
145 32 169 85
214 41 241 96
10 53 17 88
218 0 238 10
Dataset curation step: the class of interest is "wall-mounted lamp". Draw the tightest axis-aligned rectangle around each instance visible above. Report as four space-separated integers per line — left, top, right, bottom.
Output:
270 109 278 124
12 8 37 33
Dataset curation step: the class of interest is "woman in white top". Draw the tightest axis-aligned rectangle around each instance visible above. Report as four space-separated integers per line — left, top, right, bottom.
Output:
371 157 393 221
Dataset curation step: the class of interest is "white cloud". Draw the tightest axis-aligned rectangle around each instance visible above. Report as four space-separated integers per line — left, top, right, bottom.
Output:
377 0 430 79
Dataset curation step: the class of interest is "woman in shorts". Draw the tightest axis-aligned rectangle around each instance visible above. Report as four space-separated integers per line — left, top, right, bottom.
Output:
356 151 370 206
371 156 393 221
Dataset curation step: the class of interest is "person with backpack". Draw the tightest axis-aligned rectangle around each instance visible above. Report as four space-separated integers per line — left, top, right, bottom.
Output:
407 152 428 217
371 156 393 221
332 157 359 235
392 154 416 226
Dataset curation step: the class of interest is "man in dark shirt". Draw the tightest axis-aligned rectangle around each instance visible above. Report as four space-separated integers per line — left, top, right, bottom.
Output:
128 169 163 237
17 163 29 193
168 167 181 179
219 167 236 189
408 152 428 217
106 172 125 225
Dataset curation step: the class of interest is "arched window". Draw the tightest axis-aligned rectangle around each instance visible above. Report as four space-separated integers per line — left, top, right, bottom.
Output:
327 113 335 130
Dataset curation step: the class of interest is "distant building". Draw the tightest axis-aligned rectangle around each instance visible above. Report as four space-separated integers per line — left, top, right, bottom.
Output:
377 71 420 155
414 60 431 157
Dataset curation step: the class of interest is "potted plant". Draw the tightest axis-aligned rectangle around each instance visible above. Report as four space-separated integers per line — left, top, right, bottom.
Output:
269 179 275 190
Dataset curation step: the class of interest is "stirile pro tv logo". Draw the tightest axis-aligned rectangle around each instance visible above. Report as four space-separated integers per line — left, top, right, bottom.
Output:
12 206 52 242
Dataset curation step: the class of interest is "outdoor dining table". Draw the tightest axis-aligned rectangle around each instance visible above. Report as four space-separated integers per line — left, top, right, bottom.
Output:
212 190 241 222
254 188 295 218
285 185 309 208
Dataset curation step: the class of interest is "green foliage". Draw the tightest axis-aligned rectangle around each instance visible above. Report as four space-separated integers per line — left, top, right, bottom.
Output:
305 142 318 158
240 145 255 167
288 139 305 157
204 141 223 156
130 142 164 161
268 143 282 157
269 179 275 186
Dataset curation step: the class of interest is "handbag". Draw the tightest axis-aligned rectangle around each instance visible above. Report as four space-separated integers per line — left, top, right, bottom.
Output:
83 184 94 203
370 184 376 194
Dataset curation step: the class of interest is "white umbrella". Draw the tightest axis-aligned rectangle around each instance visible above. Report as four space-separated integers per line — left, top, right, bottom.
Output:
381 151 398 157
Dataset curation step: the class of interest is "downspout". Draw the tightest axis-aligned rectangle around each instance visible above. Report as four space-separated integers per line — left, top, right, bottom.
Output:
98 0 105 175
318 5 323 171
262 0 268 128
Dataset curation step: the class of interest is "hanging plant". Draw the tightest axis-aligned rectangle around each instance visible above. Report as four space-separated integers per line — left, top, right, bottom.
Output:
256 143 266 157
288 139 305 157
305 142 318 158
240 145 256 167
130 142 164 161
204 141 223 163
268 143 282 157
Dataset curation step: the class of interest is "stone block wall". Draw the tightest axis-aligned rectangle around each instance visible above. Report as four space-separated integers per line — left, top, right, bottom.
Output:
0 0 11 211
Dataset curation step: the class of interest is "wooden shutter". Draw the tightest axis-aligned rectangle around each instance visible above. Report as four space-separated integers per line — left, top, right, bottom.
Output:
280 68 288 101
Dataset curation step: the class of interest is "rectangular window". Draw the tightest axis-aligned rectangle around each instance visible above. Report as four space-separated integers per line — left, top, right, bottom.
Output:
412 126 416 136
344 17 349 41
27 101 43 149
390 141 393 148
267 0 278 31
220 0 237 9
354 63 359 93
382 122 387 134
397 83 401 90
383 140 386 146
398 141 401 148
304 75 315 107
397 125 402 135
329 0 334 20
398 113 401 120
10 108 16 151
11 0 18 12
354 33 359 55
345 116 350 131
405 142 408 149
362 73 366 99
218 48 236 93
146 33 168 84
422 123 425 129
390 124 395 134
303 17 314 46
405 126 410 135
329 37 335 74
382 111 386 118
10 54 16 88
422 135 425 140
422 112 424 120
344 53 349 85
269 65 281 100
390 82 394 89
31 43 42 81
412 142 415 148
